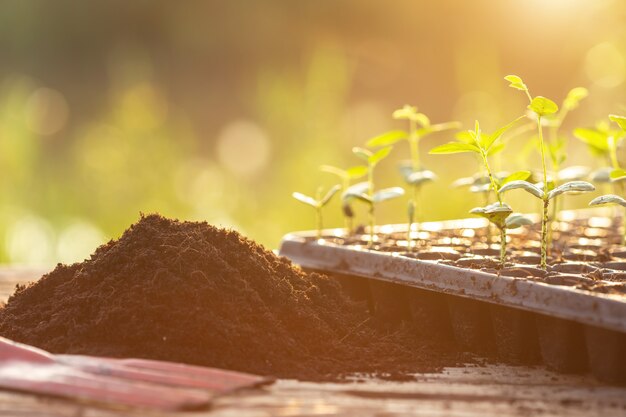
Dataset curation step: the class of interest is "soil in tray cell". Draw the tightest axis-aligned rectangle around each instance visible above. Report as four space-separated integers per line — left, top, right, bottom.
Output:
0 214 465 381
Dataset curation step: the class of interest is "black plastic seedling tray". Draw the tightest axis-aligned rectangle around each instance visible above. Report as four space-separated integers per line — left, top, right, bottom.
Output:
278 211 626 383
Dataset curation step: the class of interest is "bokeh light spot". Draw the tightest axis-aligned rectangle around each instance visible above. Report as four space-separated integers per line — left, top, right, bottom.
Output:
585 42 625 88
57 220 106 264
24 87 69 135
216 120 271 177
6 215 55 265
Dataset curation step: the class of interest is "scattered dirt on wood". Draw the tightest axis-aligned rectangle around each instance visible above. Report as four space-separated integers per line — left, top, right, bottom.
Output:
0 214 465 381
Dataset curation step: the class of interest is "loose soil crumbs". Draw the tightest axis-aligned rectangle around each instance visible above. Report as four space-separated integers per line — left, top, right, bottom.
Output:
0 214 463 381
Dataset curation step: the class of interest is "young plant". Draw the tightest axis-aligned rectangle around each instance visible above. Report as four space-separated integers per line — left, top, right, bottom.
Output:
589 194 626 245
366 105 460 248
398 163 436 249
430 119 530 265
292 184 341 239
348 146 404 247
539 87 589 242
574 115 626 194
470 203 532 265
544 87 589 174
503 75 596 269
319 165 368 233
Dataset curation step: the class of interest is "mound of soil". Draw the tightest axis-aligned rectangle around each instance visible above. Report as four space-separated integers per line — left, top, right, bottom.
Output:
0 214 462 381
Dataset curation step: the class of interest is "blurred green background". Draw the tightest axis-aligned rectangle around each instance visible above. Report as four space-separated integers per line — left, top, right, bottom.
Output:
0 0 625 265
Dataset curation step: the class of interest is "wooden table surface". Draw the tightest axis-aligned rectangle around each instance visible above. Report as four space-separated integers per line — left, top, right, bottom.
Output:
1 267 625 417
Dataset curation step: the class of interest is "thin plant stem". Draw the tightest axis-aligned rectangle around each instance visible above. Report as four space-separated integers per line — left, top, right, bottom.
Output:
499 228 507 266
541 199 549 269
480 152 502 204
537 115 549 269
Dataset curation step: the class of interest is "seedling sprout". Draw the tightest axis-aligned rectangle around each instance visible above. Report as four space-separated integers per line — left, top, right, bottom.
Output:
366 105 460 249
430 119 530 265
574 116 625 187
347 146 405 247
589 194 626 245
320 165 368 233
292 184 341 239
503 75 596 269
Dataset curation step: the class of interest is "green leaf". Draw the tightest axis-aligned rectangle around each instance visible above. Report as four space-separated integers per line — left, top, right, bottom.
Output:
563 87 588 111
611 168 626 180
483 115 526 150
320 184 341 206
366 130 407 147
589 194 626 208
469 183 492 194
547 181 595 200
504 74 528 92
351 193 373 205
486 142 505 156
547 137 567 167
499 180 544 199
429 142 480 155
319 165 347 179
470 203 512 228
499 170 531 188
346 165 368 179
417 121 461 137
404 169 437 185
590 167 613 183
505 214 533 229
342 182 370 201
609 114 626 131
573 128 609 153
455 131 475 143
292 192 318 207
451 175 478 188
372 187 405 203
369 146 393 165
352 147 373 162
529 96 559 117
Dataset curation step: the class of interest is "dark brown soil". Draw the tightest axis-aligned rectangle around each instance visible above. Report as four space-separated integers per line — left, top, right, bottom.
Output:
0 214 464 381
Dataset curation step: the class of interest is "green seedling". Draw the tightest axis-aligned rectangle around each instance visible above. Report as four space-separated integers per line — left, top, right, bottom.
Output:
544 87 589 171
430 120 530 264
292 184 341 239
349 146 404 247
504 74 596 269
589 194 626 245
470 203 532 265
320 165 368 233
499 179 595 268
366 105 460 248
574 116 625 176
540 87 588 241
398 163 436 249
